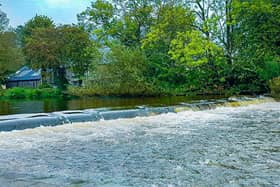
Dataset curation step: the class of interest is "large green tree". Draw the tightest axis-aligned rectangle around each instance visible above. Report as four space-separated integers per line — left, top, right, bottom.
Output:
78 0 154 47
20 15 55 47
231 0 280 92
142 4 195 85
0 32 24 84
87 44 150 95
59 25 94 83
24 27 64 85
23 19 93 87
0 6 23 85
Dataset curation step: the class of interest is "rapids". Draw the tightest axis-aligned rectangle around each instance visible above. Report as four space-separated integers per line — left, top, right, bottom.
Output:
0 102 279 186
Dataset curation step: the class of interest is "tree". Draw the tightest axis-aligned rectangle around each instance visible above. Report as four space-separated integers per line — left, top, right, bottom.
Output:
0 6 23 85
112 0 154 46
141 4 195 84
0 3 9 31
232 0 280 92
0 32 24 84
24 23 93 88
58 25 93 84
169 30 226 91
169 30 223 67
24 27 64 85
21 15 55 47
78 0 114 32
88 44 150 95
78 0 154 47
15 25 24 47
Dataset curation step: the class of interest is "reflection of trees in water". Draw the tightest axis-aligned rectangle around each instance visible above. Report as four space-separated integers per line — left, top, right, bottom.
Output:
0 101 11 115
9 100 44 115
43 99 68 113
0 95 225 115
0 99 64 115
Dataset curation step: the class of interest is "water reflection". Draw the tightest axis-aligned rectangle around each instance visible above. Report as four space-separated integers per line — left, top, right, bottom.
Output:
0 95 223 115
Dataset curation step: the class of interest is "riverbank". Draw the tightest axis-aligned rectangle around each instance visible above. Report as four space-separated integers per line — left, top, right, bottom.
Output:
0 87 63 99
1 80 276 100
67 85 264 98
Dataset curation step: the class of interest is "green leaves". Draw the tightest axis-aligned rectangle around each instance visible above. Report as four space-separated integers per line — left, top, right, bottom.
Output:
58 25 93 78
88 44 151 95
169 30 223 67
142 5 194 49
232 0 280 91
0 32 24 84
21 15 55 47
21 15 93 87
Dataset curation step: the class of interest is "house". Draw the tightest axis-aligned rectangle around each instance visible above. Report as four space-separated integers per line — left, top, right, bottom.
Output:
6 66 41 88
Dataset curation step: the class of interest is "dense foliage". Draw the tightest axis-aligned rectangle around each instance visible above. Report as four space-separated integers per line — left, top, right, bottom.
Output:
21 16 93 88
269 77 280 98
0 4 24 85
0 1 279 97
0 87 62 99
76 0 279 96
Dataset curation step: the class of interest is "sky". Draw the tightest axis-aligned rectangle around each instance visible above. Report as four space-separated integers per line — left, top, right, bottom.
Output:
1 0 92 27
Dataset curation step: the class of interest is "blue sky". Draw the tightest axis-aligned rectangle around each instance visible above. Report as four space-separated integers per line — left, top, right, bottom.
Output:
1 0 91 27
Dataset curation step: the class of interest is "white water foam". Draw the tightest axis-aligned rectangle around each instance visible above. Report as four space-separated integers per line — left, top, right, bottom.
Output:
0 102 278 150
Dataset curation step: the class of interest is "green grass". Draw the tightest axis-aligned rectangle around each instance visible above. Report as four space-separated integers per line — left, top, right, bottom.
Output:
0 87 63 99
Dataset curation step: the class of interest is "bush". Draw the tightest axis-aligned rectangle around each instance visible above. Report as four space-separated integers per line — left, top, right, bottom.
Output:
67 84 159 97
1 87 62 99
83 45 158 96
269 77 280 98
4 88 27 99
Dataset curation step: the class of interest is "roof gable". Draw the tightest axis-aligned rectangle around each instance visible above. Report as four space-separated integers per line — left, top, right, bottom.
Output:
8 66 41 81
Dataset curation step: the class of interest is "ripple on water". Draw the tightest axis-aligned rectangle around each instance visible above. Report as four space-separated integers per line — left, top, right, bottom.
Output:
0 102 279 186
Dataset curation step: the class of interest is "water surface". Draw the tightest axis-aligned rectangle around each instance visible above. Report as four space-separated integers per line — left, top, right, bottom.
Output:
0 102 279 186
0 95 223 115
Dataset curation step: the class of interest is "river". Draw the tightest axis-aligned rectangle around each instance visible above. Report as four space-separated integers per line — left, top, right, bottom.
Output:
0 101 279 186
0 96 223 115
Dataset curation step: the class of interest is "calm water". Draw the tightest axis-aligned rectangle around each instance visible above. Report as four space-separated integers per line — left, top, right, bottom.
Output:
0 102 279 186
0 96 224 115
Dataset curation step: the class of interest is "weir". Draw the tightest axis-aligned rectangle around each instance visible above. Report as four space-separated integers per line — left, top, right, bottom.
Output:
0 96 275 132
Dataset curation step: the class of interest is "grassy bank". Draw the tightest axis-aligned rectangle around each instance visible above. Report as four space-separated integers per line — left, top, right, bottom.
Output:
0 87 63 99
0 83 272 100
67 85 230 98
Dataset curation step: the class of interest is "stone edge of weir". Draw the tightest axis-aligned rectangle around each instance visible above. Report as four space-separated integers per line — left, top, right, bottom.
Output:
0 96 276 132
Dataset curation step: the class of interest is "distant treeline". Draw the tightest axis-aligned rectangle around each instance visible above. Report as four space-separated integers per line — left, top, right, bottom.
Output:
0 0 279 96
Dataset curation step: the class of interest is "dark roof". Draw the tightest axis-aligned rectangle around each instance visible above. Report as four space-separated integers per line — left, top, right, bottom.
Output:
8 66 41 81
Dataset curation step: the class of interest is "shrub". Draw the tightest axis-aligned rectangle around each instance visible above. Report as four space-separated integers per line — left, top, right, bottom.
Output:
1 87 62 99
4 88 27 99
269 77 280 98
83 45 157 96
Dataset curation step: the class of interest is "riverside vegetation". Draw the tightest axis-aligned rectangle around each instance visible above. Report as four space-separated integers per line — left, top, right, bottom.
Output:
270 77 280 98
0 0 279 98
0 87 62 99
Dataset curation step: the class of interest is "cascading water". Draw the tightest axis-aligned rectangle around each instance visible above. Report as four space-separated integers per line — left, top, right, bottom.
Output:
0 98 279 186
0 96 275 132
